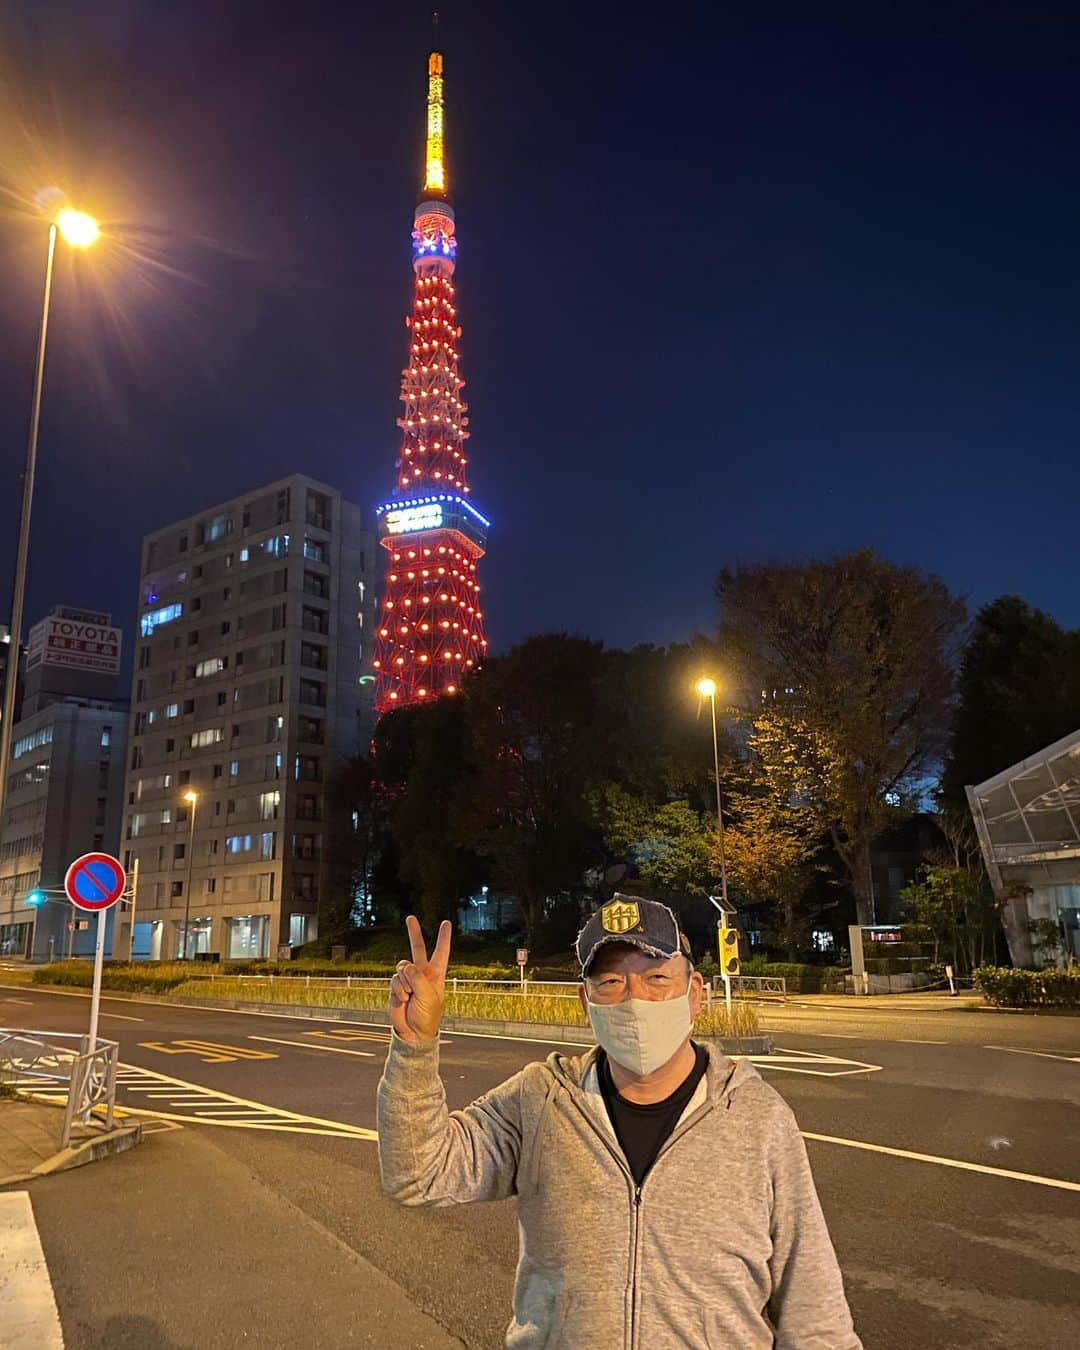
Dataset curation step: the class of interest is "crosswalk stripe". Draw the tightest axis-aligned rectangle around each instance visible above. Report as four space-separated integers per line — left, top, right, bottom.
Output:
0 1192 64 1350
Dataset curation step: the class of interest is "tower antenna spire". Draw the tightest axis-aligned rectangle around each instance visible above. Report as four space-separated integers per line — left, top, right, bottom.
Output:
424 21 446 196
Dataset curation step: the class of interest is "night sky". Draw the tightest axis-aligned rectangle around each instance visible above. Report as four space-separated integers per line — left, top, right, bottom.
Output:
1 1 1078 674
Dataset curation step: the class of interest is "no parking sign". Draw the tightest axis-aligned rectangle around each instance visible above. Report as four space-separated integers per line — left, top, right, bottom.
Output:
64 852 126 912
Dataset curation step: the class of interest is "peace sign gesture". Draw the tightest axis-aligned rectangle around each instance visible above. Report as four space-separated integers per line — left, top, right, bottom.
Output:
389 915 453 1045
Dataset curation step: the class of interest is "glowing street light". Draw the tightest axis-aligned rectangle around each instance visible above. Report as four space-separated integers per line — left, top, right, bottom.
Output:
180 790 199 960
56 208 100 249
0 199 102 830
696 677 728 908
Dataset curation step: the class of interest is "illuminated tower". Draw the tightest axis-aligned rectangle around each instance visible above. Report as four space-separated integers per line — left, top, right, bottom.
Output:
373 50 489 713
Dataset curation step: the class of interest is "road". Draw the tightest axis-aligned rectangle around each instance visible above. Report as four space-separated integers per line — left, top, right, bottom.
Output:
2 982 1079 1348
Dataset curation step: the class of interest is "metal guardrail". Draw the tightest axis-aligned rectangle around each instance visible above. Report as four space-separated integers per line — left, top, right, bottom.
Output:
0 1028 118 1148
727 976 787 1002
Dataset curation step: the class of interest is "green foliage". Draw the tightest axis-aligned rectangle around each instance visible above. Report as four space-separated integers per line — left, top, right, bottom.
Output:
740 957 848 993
717 551 966 926
941 596 1080 810
591 786 717 899
975 965 1080 1008
32 962 192 992
0 1081 19 1099
901 863 1000 975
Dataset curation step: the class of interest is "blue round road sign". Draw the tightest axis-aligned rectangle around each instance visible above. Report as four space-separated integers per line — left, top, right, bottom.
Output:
64 852 126 912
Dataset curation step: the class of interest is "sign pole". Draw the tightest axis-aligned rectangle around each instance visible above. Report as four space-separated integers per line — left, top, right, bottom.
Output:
88 908 106 1052
128 857 139 963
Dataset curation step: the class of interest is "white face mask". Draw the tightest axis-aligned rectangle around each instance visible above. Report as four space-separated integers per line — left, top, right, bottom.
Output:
586 989 693 1077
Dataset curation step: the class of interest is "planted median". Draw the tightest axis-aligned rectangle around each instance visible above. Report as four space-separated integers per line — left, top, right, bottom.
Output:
27 961 761 1039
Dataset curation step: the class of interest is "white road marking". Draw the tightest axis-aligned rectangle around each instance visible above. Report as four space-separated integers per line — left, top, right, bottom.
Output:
897 1038 948 1045
248 1035 376 1057
0 1192 64 1349
99 1011 143 1022
1 998 33 1006
744 1047 883 1077
112 1062 376 1139
803 1130 1080 1192
983 1045 1080 1064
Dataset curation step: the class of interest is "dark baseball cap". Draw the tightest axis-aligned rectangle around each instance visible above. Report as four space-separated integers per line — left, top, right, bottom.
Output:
575 895 692 976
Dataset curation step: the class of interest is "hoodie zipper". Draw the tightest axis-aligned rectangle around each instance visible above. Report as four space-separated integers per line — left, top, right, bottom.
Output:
560 1062 735 1350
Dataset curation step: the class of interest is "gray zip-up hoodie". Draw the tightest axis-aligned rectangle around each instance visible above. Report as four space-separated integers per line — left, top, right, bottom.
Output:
378 1034 861 1348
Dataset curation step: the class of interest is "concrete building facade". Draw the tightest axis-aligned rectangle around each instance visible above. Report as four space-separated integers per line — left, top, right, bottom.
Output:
0 696 128 960
119 474 376 962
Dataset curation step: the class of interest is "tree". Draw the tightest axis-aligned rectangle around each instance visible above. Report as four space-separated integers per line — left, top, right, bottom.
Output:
455 635 607 950
717 551 967 926
374 700 487 931
323 755 390 936
900 862 1001 974
721 792 821 960
941 596 1080 808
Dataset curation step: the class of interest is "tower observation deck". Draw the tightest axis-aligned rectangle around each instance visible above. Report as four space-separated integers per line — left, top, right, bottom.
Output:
373 51 489 713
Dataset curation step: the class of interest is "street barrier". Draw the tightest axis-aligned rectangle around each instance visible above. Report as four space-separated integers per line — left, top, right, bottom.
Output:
0 1027 118 1147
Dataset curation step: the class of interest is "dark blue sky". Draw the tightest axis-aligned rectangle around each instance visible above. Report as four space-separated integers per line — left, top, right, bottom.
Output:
1 1 1077 665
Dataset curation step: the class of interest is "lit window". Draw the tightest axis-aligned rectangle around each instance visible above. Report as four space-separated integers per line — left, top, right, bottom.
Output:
166 703 179 719
100 727 112 747
140 602 183 636
13 726 53 759
190 728 224 749
195 657 225 679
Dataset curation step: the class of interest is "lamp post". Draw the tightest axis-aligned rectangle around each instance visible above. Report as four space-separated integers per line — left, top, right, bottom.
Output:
180 790 198 959
696 678 728 909
0 206 100 828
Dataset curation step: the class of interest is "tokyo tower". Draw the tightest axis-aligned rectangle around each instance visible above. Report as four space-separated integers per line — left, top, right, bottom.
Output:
373 48 489 713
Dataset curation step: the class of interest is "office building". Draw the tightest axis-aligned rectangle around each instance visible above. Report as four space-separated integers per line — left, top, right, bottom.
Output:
119 474 376 961
0 607 128 960
967 727 1080 966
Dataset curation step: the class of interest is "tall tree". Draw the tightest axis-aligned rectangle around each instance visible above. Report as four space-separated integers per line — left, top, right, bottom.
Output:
717 550 966 926
455 635 606 950
941 596 1080 807
374 700 487 931
323 755 390 936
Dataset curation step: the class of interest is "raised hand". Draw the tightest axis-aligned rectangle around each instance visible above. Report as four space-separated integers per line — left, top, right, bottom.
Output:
389 915 453 1045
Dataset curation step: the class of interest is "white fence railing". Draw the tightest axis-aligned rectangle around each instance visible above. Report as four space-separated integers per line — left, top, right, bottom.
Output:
0 1028 118 1147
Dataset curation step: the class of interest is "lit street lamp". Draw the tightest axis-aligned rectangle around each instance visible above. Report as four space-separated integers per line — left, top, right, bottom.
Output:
180 790 199 959
0 202 101 830
696 677 728 909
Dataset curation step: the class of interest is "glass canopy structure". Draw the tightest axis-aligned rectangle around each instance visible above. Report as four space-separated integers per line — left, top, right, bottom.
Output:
967 727 1080 965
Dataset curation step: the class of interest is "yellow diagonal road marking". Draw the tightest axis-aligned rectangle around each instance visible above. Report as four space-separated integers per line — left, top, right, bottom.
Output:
139 1039 278 1064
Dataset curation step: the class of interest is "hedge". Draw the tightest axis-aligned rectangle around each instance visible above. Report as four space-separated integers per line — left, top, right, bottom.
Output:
974 965 1080 1008
739 959 847 994
32 962 192 993
224 959 517 980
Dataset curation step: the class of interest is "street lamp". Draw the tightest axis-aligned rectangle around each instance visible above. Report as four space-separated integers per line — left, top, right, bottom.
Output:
696 677 728 909
180 790 198 960
0 201 100 829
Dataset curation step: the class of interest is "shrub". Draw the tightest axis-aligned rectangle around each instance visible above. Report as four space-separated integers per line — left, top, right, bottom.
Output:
974 965 1080 1008
32 962 193 993
739 959 847 993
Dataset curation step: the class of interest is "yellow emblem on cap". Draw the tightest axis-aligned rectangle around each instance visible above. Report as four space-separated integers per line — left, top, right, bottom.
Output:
601 900 642 934
680 931 692 956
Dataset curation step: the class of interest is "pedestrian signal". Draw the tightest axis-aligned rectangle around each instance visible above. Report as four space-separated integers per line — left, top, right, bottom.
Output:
718 926 740 977
26 891 46 908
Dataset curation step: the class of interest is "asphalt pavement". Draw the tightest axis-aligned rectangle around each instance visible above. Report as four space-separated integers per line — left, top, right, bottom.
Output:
2 982 1079 1349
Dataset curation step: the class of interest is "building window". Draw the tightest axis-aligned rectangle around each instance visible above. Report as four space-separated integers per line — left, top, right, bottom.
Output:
138 645 152 670
190 728 224 749
195 657 226 679
306 490 329 529
205 877 217 894
141 603 183 637
171 880 184 897
165 738 176 753
174 843 186 861
178 534 188 554
13 726 54 759
303 537 327 563
258 790 280 820
166 703 179 719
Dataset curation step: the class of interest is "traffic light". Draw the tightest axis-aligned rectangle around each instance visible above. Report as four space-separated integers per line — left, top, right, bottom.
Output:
718 925 740 977
26 891 46 908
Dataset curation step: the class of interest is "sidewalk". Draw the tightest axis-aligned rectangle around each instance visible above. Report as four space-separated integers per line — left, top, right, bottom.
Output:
0 1097 141 1187
785 990 985 1011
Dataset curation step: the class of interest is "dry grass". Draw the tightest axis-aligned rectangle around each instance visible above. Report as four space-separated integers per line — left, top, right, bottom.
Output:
174 977 760 1039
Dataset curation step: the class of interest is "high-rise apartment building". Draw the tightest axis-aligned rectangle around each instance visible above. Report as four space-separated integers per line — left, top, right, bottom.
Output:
0 607 128 961
119 475 376 961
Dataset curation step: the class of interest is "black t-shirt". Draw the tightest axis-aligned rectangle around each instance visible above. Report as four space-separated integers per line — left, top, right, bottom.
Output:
596 1041 709 1187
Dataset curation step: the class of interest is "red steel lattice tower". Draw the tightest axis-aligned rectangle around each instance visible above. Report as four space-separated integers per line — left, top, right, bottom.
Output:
373 49 490 713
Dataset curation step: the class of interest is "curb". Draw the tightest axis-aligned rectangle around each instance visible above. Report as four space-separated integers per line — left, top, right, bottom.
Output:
32 1122 143 1177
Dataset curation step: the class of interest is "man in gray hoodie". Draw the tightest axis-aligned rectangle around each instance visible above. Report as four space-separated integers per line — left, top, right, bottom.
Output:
378 895 862 1349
